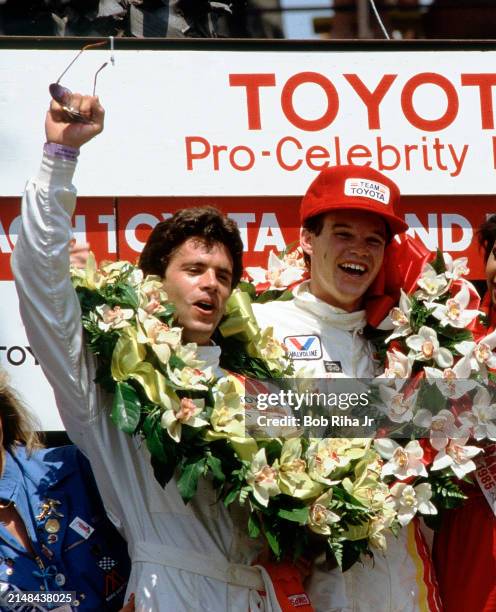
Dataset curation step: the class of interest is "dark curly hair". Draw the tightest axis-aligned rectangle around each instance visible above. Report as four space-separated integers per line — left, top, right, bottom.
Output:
478 214 496 263
138 206 243 287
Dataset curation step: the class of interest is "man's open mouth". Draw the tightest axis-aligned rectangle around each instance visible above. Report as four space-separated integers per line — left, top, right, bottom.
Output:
194 300 215 313
338 262 367 277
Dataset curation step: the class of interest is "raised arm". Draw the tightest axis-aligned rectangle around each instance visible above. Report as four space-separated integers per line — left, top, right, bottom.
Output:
12 95 105 426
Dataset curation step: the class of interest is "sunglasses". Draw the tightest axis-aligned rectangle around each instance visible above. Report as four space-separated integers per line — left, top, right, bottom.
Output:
49 41 108 123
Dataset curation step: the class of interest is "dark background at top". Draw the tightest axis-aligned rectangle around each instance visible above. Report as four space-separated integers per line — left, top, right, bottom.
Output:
1 1 496 40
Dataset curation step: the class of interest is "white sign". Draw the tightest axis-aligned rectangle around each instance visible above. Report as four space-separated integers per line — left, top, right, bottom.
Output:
0 282 62 430
1 47 496 196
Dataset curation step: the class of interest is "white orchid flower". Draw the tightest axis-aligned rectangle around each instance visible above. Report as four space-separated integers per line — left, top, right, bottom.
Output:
431 437 483 478
378 385 418 424
139 278 168 315
160 394 208 443
374 439 428 480
431 283 482 329
414 408 459 450
381 290 412 341
382 349 413 381
246 448 281 507
455 329 496 381
282 246 306 269
246 251 305 290
406 326 453 368
308 491 340 536
389 482 437 526
415 264 449 300
136 311 182 364
96 304 134 332
443 253 469 281
424 354 477 399
458 387 496 441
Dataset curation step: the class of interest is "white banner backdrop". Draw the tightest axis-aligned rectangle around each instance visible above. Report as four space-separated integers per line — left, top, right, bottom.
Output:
0 282 62 430
1 47 496 196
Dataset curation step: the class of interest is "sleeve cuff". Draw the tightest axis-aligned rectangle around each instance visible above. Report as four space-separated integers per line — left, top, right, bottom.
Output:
37 149 78 187
44 142 80 162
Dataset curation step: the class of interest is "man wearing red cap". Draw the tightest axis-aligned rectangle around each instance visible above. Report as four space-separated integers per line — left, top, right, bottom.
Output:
253 165 442 611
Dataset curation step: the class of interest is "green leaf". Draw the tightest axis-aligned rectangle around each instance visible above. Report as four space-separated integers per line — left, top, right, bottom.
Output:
248 513 261 539
255 289 290 304
143 412 169 464
277 507 309 524
264 523 281 558
342 540 370 572
328 538 343 569
409 297 435 333
177 457 206 504
206 453 225 483
111 382 141 434
431 249 447 274
236 281 257 300
104 282 139 310
223 487 240 507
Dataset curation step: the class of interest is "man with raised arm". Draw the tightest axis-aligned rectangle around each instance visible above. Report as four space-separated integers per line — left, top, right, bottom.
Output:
12 94 275 611
252 166 442 611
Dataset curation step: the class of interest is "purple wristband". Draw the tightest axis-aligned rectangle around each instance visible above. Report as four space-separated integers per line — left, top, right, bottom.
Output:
44 142 80 162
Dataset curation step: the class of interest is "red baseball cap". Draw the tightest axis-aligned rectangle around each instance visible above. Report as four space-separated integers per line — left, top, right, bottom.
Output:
300 165 408 236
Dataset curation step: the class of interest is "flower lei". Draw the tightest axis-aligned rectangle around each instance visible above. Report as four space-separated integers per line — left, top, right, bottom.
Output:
242 246 496 528
71 251 437 571
364 249 496 526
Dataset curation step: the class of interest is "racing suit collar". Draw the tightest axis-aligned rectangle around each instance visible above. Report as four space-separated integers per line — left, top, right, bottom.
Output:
196 344 222 371
293 281 367 332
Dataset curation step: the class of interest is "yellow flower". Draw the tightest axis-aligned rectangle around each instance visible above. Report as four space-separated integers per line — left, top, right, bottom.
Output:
255 327 290 372
111 327 166 404
167 364 212 391
307 438 369 484
278 439 323 500
210 377 245 438
111 327 146 381
174 344 207 369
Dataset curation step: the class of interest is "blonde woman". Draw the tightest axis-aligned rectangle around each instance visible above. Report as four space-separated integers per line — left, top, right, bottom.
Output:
0 372 131 611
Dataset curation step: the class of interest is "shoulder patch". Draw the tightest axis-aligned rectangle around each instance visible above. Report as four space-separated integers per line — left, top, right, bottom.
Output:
284 335 322 360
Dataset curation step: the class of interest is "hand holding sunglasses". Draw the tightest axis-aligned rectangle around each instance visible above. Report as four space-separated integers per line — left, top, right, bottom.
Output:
49 41 108 124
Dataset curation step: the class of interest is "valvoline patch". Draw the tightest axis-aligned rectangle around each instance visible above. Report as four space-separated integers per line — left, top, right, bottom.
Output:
283 335 322 360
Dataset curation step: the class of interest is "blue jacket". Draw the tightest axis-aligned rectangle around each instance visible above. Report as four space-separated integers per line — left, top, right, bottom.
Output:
0 445 130 611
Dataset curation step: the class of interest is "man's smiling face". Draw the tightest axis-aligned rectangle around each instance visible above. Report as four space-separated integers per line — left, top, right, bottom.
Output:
300 210 387 312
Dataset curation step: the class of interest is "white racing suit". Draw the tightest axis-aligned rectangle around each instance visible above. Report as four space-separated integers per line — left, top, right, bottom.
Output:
12 153 281 612
253 284 442 612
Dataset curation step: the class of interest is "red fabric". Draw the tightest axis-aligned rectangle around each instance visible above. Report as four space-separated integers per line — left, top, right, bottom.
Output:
433 486 496 612
259 560 314 611
472 292 495 340
365 234 431 327
413 520 444 612
299 164 407 235
433 292 496 612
